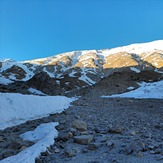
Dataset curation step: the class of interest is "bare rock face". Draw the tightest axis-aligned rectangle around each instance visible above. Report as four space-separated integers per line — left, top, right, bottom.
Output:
27 72 62 95
3 65 26 80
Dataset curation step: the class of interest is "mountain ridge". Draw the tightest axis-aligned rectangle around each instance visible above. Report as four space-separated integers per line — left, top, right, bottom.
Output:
0 40 163 95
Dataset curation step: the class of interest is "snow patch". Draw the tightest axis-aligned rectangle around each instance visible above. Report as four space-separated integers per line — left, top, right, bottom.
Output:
1 122 58 163
130 67 140 73
0 93 75 130
127 86 135 90
0 75 14 85
102 80 163 99
108 40 163 55
28 88 46 95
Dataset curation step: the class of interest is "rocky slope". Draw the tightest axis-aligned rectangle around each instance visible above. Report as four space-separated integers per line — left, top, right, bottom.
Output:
0 40 163 95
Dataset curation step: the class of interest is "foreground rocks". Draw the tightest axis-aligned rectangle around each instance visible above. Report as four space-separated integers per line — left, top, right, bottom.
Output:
0 97 163 163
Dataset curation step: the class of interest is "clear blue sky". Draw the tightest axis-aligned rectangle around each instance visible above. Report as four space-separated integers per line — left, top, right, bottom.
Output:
0 0 163 61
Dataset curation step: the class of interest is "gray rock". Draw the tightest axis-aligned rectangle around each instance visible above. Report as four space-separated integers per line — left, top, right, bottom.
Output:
156 155 163 161
125 141 145 155
154 148 162 154
144 132 152 139
41 150 49 156
69 128 77 135
87 143 102 150
129 130 137 136
109 125 123 134
7 140 23 150
106 141 114 150
58 131 73 142
54 148 60 153
80 131 89 135
147 145 155 150
82 148 88 153
72 120 87 131
74 135 93 145
0 136 5 142
2 150 15 159
64 147 77 157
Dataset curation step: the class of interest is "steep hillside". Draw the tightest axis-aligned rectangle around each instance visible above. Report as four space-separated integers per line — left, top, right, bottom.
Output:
0 40 163 95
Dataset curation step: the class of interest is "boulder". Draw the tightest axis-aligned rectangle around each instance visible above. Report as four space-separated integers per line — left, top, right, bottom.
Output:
72 120 87 131
74 135 93 145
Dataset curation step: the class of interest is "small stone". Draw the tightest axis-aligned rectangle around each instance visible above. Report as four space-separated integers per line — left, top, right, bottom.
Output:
64 147 77 157
136 151 143 157
58 132 71 142
109 125 123 134
111 157 117 162
125 141 145 155
19 145 26 151
56 125 64 131
87 143 101 150
68 132 73 138
35 158 42 163
100 137 108 142
7 140 23 150
82 148 88 153
41 151 49 156
80 131 89 135
136 141 145 151
156 155 163 161
144 132 152 139
72 120 87 131
106 141 114 147
94 128 100 133
154 148 162 154
74 135 93 145
55 142 66 149
130 130 136 136
69 128 77 135
2 150 15 159
54 148 60 153
0 136 5 142
150 150 156 154
148 145 155 150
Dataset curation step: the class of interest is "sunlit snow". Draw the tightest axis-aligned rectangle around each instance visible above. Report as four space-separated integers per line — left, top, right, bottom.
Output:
102 80 163 99
0 93 75 130
1 122 58 163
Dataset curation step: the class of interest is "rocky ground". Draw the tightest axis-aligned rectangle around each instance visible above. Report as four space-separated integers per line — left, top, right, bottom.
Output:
0 94 163 163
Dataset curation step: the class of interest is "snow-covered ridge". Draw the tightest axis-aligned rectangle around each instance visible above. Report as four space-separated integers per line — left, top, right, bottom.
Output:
104 40 163 55
0 40 163 88
24 40 163 64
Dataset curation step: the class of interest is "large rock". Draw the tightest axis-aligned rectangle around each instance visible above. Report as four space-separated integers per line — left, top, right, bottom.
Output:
73 135 93 145
72 120 87 131
64 147 77 157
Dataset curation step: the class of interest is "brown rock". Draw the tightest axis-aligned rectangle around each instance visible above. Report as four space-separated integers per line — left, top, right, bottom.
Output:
7 140 23 150
72 120 87 131
74 135 93 145
0 136 5 142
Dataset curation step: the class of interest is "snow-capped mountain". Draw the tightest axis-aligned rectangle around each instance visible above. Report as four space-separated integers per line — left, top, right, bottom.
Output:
0 40 163 95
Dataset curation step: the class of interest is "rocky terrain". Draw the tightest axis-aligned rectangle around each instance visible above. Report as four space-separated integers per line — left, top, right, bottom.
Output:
0 40 163 162
0 92 163 163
